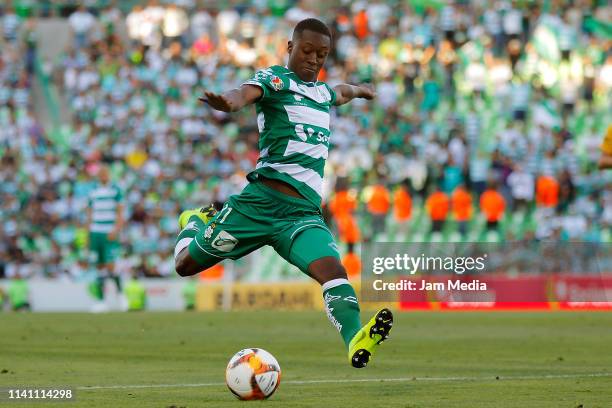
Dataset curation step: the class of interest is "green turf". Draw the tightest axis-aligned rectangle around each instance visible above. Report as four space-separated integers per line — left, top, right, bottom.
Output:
1 311 611 407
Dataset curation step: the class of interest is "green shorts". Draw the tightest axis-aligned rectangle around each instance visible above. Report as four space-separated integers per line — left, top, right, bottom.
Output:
89 232 119 266
188 181 340 274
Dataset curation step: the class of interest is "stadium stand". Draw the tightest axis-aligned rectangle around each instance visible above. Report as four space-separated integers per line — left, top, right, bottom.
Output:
0 0 610 280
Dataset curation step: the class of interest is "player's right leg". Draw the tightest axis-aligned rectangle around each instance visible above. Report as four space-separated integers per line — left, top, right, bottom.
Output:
174 200 269 277
280 226 394 368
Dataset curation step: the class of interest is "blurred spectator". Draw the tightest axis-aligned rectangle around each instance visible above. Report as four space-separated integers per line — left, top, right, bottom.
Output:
182 277 197 310
366 181 391 239
7 275 30 311
162 4 189 46
126 5 144 45
535 175 560 209
199 263 224 281
392 183 412 226
507 164 534 211
337 213 361 246
426 187 449 233
124 274 146 311
452 184 472 236
480 183 506 231
68 5 96 48
1 0 610 280
342 243 361 281
2 4 20 43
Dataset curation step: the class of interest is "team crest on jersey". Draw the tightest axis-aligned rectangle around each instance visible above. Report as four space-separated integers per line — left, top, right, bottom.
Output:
270 75 283 91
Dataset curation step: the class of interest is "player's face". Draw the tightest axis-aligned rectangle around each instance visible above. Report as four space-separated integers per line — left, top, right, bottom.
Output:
99 167 110 184
287 30 331 82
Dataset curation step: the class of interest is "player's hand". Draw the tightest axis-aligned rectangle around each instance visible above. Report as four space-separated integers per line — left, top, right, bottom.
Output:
199 91 234 112
358 84 376 100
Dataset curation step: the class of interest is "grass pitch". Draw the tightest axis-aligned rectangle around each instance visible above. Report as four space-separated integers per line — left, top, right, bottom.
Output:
1 311 611 407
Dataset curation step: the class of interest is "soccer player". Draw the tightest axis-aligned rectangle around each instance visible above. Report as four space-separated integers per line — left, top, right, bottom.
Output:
174 18 393 368
86 164 125 311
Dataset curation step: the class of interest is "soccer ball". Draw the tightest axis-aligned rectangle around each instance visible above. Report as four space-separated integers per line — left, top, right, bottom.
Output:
225 348 281 400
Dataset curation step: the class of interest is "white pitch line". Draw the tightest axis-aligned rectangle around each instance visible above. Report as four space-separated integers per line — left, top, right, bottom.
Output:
77 372 612 391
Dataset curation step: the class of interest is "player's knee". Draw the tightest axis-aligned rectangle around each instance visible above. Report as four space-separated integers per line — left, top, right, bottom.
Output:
330 262 348 281
175 250 197 277
308 257 347 284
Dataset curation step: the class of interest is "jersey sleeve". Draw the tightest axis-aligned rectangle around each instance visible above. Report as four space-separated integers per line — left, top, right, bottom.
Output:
242 68 287 101
325 84 337 106
114 185 123 202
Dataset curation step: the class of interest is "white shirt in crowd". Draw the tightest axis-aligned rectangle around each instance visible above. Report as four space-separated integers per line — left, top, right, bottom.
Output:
162 7 189 38
126 8 143 40
377 80 399 109
484 9 501 35
69 10 96 34
191 10 214 39
503 7 522 35
448 136 467 169
217 9 241 36
507 169 534 200
285 4 316 24
439 5 456 32
465 61 486 92
367 2 391 34
2 12 20 40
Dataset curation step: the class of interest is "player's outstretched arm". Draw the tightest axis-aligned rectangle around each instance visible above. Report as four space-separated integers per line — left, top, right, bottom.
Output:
333 83 376 106
199 84 263 112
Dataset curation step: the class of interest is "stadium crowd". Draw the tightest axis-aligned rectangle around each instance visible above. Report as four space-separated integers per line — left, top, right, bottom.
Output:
0 0 610 280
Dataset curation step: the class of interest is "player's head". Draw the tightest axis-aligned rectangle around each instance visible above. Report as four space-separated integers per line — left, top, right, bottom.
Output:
98 164 110 184
287 18 332 82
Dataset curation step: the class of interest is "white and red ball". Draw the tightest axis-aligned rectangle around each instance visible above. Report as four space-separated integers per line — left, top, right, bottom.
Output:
225 348 281 400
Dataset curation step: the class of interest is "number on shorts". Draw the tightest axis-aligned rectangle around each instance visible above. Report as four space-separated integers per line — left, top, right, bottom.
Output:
218 206 233 224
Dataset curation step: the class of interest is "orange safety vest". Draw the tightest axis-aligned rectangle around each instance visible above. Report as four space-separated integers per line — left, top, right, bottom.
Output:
367 185 391 215
452 188 472 221
337 214 361 244
480 189 505 221
426 191 450 221
393 187 412 221
342 252 361 280
353 10 368 40
535 176 559 208
329 190 357 219
199 263 224 280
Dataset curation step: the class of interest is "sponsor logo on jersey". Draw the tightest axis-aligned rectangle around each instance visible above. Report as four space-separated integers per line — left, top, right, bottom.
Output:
211 230 239 252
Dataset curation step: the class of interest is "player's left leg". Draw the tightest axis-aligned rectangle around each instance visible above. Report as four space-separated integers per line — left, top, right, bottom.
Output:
105 239 122 293
277 226 393 368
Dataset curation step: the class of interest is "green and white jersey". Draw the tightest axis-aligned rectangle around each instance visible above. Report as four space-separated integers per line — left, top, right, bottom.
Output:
243 65 337 209
88 183 123 234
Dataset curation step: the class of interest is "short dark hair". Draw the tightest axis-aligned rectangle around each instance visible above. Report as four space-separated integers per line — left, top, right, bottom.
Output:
293 18 332 40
